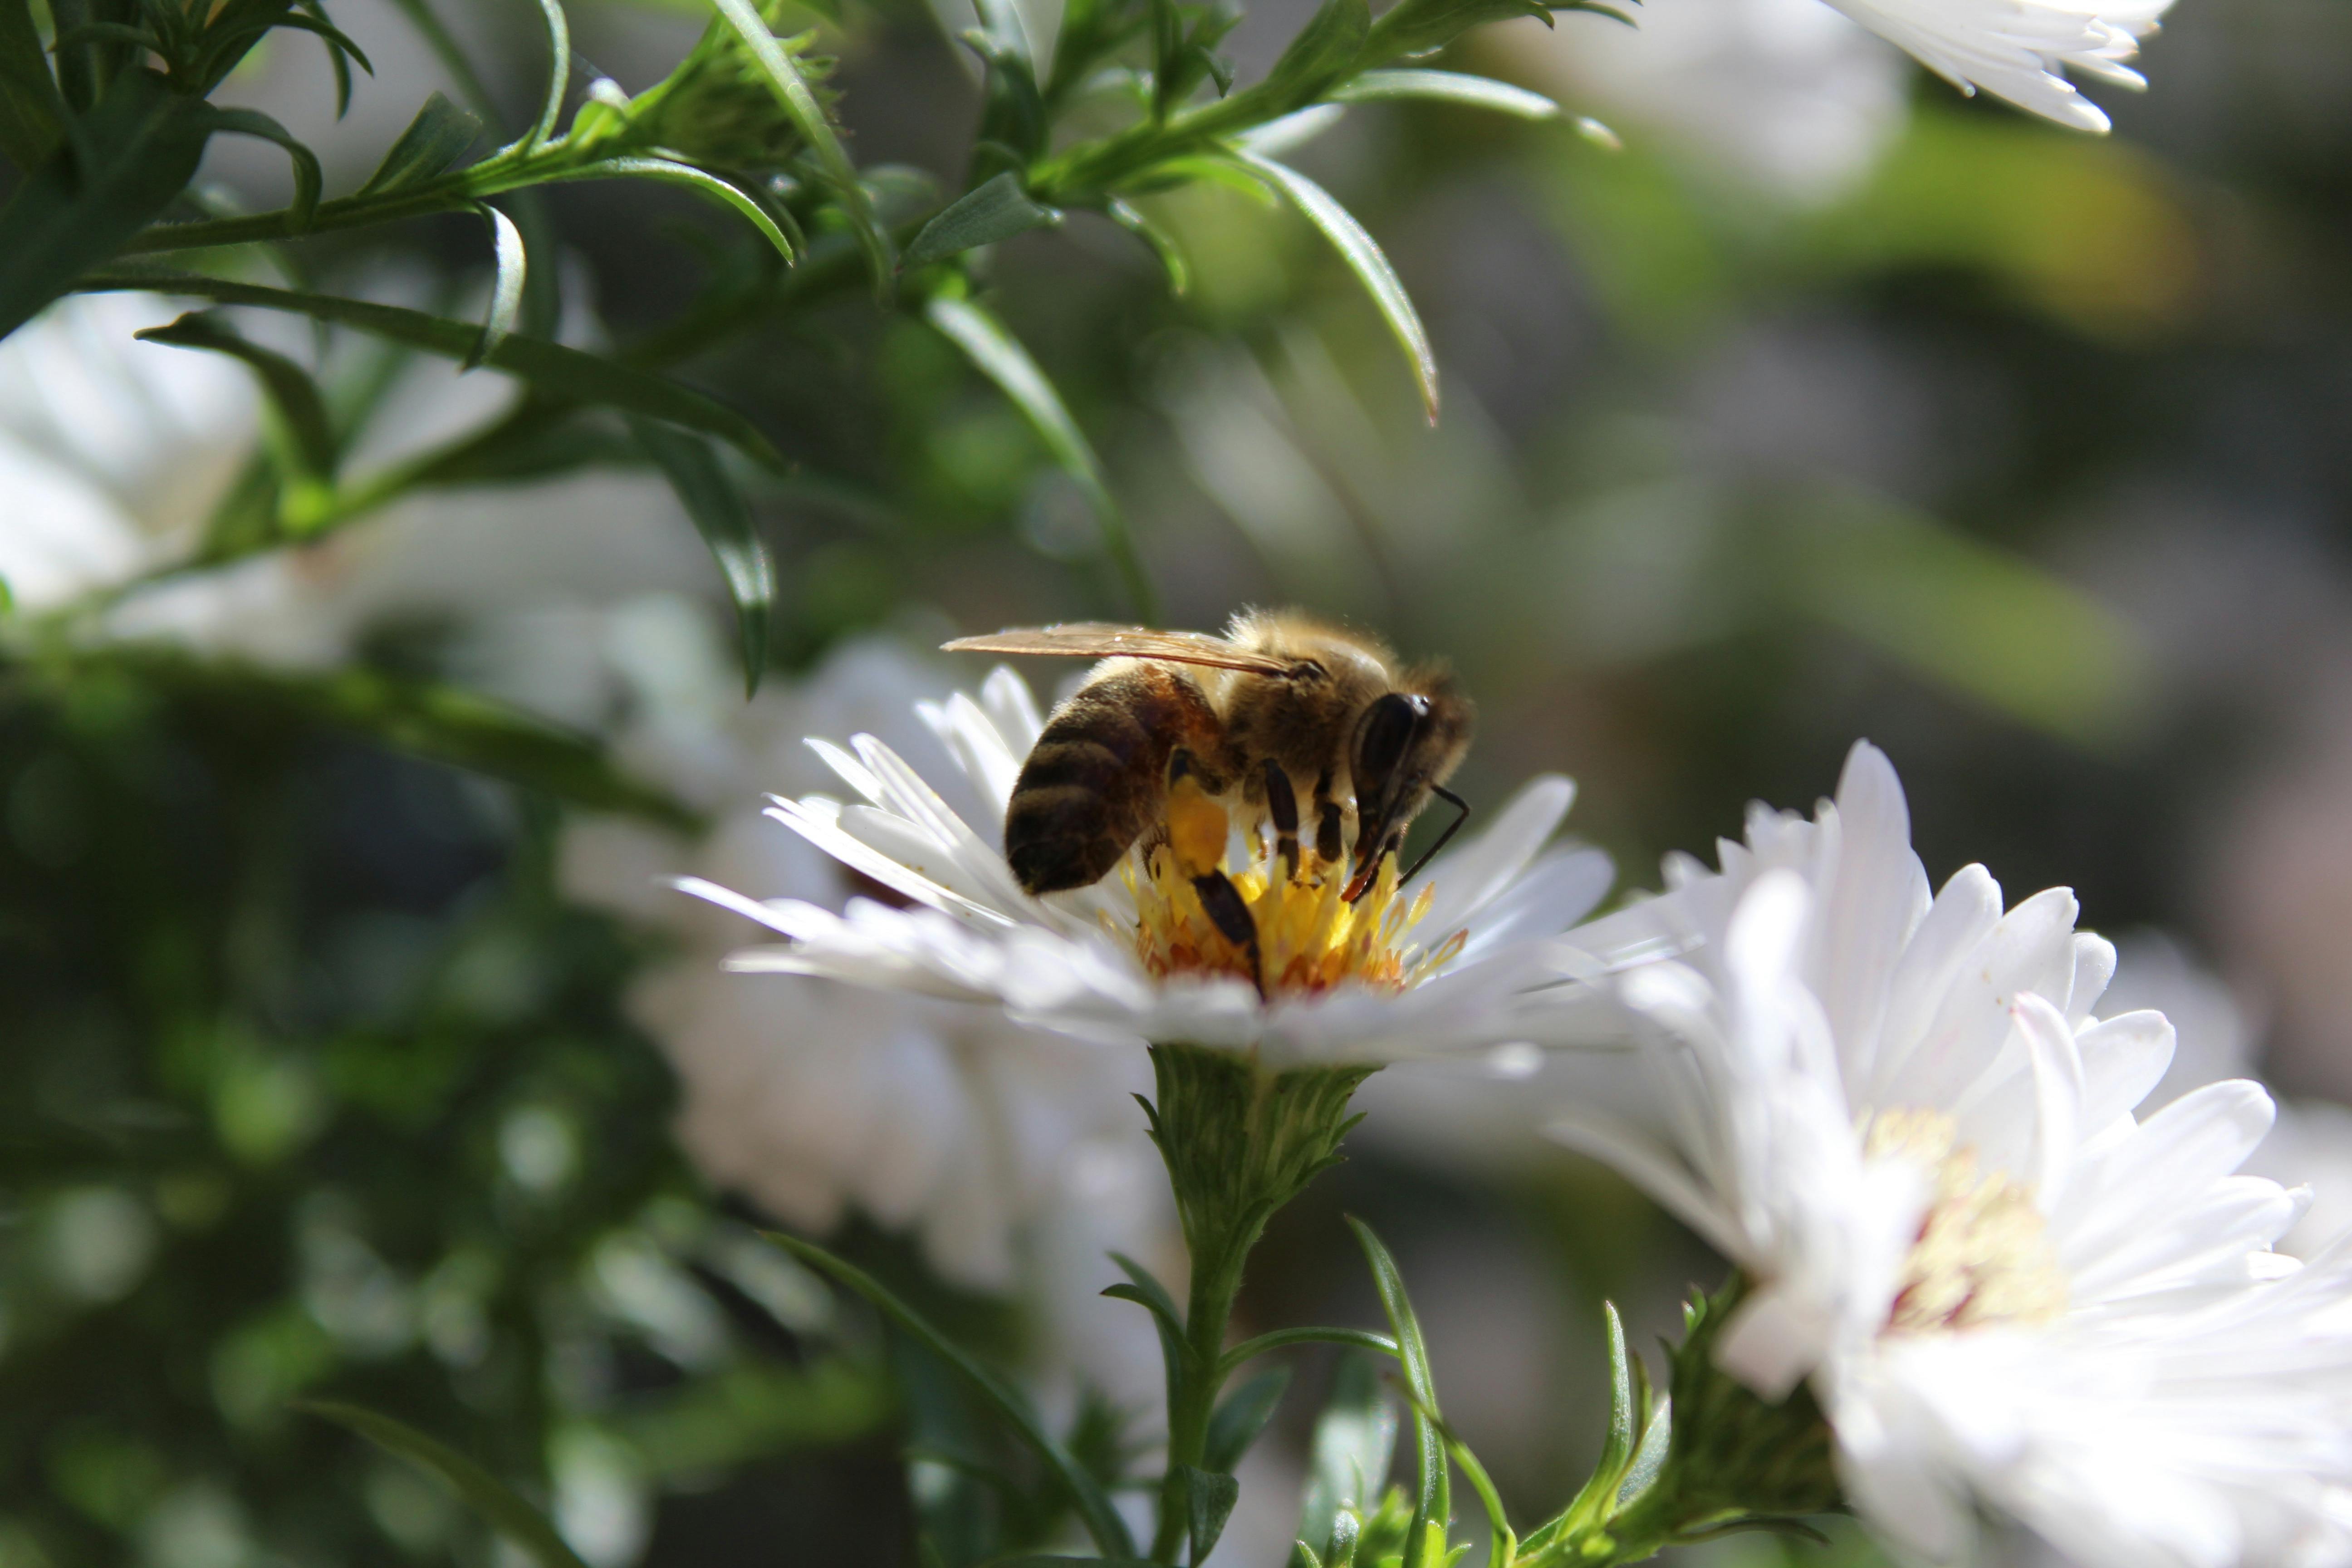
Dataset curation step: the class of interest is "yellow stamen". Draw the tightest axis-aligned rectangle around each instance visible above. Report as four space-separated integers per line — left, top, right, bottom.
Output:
1116 806 1465 1000
1865 1107 2069 1336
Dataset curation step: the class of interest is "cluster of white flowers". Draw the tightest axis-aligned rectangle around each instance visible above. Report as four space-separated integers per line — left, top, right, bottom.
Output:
697 659 2352 1565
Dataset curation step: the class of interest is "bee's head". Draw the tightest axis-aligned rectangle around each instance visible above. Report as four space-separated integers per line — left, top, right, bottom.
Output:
1342 672 1473 901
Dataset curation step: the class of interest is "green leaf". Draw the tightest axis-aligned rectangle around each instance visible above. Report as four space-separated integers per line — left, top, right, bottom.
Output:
1359 0 1559 69
922 294 1156 618
1296 1349 1398 1558
133 312 336 480
298 1401 590 1568
1346 1218 1448 1568
1233 150 1438 424
76 270 788 474
358 91 483 194
547 158 795 264
1178 1464 1241 1565
0 0 67 172
1264 0 1368 102
0 70 213 340
93 649 695 825
469 202 528 367
1108 197 1189 294
627 417 774 697
1331 69 1558 119
766 1231 1137 1560
903 172 1060 269
1205 1365 1291 1474
200 108 323 233
1220 1327 1400 1379
710 0 891 292
1104 1250 1191 1394
524 0 571 149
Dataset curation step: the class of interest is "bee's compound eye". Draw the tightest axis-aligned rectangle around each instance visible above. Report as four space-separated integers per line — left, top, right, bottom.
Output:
1352 693 1420 794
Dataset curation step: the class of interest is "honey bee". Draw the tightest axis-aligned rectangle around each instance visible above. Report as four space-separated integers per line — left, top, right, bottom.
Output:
943 610 1475 922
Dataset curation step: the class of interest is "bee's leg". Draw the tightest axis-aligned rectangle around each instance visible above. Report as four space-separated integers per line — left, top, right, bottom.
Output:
1262 760 1300 882
1190 869 1264 999
1344 828 1406 905
1313 769 1345 868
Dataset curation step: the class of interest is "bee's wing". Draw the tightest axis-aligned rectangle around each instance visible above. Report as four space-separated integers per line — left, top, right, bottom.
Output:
942 623 1295 675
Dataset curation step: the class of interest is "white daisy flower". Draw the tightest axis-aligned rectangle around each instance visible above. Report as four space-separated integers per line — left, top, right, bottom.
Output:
1819 0 2174 132
676 659 1615 1066
1553 741 2352 1568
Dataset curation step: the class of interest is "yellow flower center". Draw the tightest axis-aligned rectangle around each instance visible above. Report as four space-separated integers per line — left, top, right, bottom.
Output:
1117 774 1467 999
1866 1107 2069 1336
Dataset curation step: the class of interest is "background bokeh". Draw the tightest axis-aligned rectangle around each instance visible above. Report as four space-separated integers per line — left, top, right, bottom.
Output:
6 0 2352 1563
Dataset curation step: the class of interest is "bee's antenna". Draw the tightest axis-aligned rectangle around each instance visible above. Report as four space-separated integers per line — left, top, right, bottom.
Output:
1399 786 1471 886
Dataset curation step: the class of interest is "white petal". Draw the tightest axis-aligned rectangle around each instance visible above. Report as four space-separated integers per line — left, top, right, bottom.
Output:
1416 774 1578 937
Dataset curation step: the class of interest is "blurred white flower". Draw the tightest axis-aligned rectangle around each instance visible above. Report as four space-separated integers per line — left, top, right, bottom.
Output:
562 638 1181 1402
678 662 1615 1065
1820 0 2171 132
1496 0 1910 202
1554 742 2352 1568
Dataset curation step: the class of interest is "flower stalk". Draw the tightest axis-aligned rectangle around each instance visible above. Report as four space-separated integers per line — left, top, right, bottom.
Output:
1142 1043 1375 1562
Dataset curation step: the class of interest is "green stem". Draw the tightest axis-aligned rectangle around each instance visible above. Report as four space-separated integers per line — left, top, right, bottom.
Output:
1139 1044 1375 1564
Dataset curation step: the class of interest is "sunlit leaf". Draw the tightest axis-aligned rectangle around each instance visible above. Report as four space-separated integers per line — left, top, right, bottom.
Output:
627 416 774 696
1332 69 1558 120
549 158 796 264
903 172 1059 269
767 1231 1137 1559
1232 151 1438 424
470 203 528 367
923 294 1156 618
358 91 483 194
1264 0 1368 102
76 270 789 474
298 1402 591 1568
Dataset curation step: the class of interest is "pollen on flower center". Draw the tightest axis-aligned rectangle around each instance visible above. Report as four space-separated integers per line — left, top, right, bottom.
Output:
1866 1107 2069 1336
1115 774 1466 1000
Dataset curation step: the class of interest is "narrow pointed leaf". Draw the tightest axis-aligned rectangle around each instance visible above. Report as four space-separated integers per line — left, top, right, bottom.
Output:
201 108 324 232
766 1231 1136 1559
922 294 1155 618
1179 1464 1241 1564
1600 1301 1636 1482
1105 1251 1190 1396
1109 197 1189 295
1220 1325 1398 1378
134 312 336 479
627 417 774 696
1233 152 1437 423
358 91 482 194
550 159 795 263
903 173 1058 269
1346 1218 1448 1568
0 0 66 172
1297 1349 1398 1556
468 203 528 368
710 0 891 289
0 71 213 339
297 1402 589 1568
76 270 787 472
1617 1393 1670 1505
525 0 571 148
1331 69 1558 119
1205 1365 1291 1474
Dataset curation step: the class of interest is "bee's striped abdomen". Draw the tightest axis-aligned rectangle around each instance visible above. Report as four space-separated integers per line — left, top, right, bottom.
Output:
1004 663 1223 895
